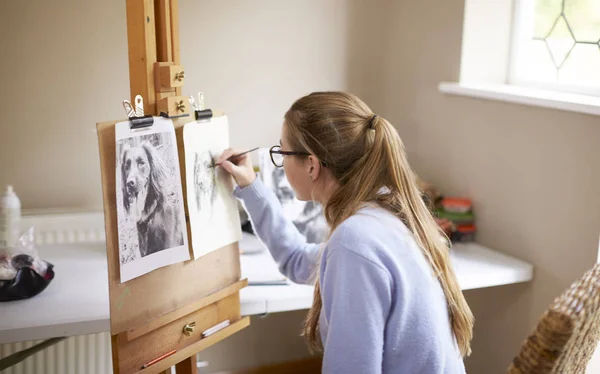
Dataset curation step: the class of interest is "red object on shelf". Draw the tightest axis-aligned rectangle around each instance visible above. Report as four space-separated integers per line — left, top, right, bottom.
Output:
441 197 472 213
456 224 476 233
451 224 477 243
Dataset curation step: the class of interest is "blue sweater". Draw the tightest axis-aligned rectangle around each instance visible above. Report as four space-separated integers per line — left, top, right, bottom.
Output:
234 178 466 374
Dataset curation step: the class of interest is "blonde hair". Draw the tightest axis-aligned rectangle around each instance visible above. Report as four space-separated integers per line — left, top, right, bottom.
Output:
284 91 474 356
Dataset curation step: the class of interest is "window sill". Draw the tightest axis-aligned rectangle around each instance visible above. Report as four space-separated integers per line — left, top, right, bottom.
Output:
438 82 600 117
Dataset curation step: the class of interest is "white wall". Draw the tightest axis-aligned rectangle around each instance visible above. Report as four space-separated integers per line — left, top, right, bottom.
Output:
179 0 349 154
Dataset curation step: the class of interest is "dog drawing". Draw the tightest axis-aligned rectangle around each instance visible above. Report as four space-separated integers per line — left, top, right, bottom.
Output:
193 151 218 212
121 141 184 257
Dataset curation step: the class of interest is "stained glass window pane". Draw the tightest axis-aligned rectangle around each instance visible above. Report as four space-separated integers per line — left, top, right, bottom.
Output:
534 0 563 39
563 0 600 42
517 40 558 81
517 0 600 91
545 16 576 68
559 44 600 88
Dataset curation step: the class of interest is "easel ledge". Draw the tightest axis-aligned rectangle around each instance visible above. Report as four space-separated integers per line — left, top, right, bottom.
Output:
134 318 250 374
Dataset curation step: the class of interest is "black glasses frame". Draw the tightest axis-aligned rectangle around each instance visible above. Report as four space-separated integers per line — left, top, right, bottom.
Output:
269 145 327 168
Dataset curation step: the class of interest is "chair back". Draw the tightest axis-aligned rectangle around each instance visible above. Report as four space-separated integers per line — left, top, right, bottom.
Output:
508 263 600 374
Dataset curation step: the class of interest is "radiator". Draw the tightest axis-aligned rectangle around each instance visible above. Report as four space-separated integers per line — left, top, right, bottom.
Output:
0 210 114 374
1 333 112 374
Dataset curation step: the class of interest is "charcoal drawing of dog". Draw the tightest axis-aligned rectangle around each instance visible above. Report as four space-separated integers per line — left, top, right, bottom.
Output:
121 142 183 257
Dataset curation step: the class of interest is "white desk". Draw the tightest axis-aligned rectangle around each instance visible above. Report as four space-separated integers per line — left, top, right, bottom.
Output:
0 235 533 345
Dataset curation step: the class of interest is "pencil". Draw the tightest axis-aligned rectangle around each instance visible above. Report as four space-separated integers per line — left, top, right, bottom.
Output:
140 349 177 369
212 147 259 167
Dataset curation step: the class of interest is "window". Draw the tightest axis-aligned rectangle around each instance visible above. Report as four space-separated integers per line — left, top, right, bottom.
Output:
510 0 600 96
440 0 600 115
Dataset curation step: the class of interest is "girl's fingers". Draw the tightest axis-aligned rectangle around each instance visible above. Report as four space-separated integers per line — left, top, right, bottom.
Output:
217 148 238 163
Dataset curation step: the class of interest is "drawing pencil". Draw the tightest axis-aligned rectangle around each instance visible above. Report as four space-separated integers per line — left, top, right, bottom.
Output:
140 349 177 369
212 147 259 167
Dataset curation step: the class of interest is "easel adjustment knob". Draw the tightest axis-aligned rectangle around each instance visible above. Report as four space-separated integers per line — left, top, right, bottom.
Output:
183 322 196 336
156 63 186 89
176 100 186 113
157 95 191 117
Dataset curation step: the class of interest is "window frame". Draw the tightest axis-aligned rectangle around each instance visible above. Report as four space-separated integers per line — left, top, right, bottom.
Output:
508 0 600 98
439 0 600 116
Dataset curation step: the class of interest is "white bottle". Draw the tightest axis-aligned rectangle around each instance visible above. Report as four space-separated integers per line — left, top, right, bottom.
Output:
0 185 21 248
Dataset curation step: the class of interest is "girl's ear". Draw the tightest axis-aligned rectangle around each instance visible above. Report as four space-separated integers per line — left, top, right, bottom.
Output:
307 155 321 181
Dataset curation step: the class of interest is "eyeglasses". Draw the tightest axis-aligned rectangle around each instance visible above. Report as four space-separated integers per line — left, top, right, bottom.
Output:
269 145 329 168
269 145 311 168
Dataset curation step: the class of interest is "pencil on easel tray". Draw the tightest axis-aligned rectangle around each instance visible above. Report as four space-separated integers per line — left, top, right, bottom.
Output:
140 349 177 369
201 320 231 338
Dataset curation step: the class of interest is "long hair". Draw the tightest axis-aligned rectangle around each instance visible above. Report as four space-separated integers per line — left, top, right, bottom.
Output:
284 92 474 356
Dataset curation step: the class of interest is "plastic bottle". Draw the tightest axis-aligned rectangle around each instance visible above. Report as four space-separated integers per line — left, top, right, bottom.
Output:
0 185 21 248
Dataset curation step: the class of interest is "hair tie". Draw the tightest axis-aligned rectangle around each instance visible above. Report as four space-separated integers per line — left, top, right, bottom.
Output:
368 115 378 129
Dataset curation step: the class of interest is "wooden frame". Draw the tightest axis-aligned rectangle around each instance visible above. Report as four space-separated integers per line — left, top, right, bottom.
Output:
95 1 249 373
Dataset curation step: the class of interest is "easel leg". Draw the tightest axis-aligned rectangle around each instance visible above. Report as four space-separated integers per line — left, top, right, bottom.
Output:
175 355 197 374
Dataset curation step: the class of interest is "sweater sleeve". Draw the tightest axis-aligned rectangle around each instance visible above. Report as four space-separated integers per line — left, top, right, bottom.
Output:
320 245 393 374
234 177 321 284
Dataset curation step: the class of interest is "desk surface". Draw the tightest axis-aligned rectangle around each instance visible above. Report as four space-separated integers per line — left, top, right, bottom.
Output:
0 235 533 344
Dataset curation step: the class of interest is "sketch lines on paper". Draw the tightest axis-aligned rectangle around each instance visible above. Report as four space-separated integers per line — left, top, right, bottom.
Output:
116 132 185 265
193 151 218 215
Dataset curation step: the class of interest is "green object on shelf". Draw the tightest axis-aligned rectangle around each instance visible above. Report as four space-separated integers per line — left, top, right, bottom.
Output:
435 208 475 223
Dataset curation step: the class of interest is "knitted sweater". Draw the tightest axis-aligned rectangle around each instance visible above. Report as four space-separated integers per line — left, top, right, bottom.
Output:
234 178 466 374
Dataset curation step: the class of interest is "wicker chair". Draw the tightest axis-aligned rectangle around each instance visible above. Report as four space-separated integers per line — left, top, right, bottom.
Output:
507 263 600 374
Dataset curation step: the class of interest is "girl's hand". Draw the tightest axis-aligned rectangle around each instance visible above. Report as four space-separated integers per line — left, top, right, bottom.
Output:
217 148 256 188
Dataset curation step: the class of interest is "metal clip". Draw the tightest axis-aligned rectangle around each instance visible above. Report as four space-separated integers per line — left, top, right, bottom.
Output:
175 71 185 82
134 95 144 117
123 94 153 130
122 100 135 118
189 92 205 111
189 92 212 121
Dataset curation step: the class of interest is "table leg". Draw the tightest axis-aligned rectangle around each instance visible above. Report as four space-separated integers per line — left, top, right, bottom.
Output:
0 337 66 371
175 355 197 374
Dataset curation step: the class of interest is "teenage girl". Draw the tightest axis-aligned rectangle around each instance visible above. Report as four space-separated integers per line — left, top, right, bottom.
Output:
217 91 473 373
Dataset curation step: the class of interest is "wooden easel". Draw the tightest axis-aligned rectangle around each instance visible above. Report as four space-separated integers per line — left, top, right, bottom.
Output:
96 1 250 373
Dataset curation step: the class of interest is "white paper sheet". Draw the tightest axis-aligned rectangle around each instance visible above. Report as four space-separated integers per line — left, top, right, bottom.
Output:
183 116 242 259
115 117 190 283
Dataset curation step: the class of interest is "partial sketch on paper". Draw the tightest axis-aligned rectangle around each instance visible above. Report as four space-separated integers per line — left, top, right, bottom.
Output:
193 151 218 213
115 117 190 283
258 149 328 244
183 116 242 259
